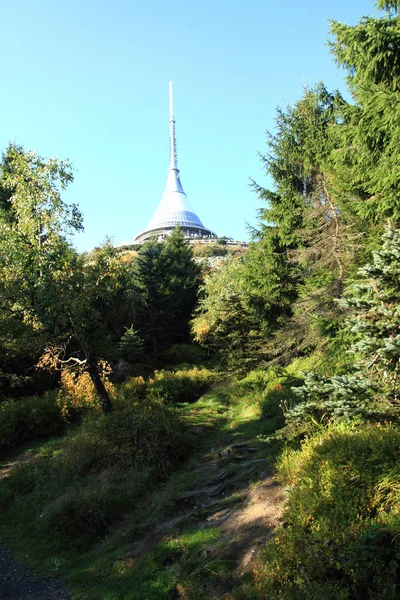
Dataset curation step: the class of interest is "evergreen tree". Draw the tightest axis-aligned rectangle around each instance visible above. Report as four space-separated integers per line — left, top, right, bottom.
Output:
342 226 400 400
192 257 257 365
284 226 400 434
132 228 201 363
330 1 400 224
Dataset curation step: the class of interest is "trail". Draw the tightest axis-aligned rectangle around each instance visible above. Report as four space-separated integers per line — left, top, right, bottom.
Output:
0 544 71 600
0 393 284 599
125 399 285 599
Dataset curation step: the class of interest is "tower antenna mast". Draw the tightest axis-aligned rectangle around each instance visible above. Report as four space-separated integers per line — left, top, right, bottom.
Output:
169 81 178 170
133 81 216 243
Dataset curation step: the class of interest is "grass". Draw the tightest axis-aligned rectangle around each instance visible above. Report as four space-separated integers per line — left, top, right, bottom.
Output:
0 375 283 600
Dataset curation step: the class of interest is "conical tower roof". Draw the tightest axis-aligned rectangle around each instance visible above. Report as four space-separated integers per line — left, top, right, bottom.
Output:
134 83 216 243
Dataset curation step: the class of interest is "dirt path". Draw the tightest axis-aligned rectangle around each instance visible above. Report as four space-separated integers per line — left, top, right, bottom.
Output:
127 432 284 599
180 439 284 597
0 544 71 600
0 396 284 599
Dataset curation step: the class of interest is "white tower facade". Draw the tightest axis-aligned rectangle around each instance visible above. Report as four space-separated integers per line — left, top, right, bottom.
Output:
134 82 216 243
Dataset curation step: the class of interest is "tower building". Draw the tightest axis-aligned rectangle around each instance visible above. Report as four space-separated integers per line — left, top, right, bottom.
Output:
134 83 216 243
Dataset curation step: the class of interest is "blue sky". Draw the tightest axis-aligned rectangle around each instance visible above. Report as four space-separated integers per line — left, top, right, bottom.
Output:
0 0 379 251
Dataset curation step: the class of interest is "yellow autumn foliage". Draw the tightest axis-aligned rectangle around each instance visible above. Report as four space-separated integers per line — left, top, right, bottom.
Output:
57 361 116 420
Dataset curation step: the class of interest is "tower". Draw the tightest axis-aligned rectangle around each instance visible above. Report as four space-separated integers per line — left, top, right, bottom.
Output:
134 82 216 243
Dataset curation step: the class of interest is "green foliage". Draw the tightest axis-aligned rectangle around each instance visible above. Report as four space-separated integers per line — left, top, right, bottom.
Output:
192 256 267 367
192 243 228 257
0 391 64 451
232 366 288 395
161 342 206 366
1 396 186 544
131 228 201 364
0 145 83 394
118 326 144 363
119 367 217 405
274 373 383 441
256 421 400 599
229 368 302 435
274 226 400 441
342 226 400 398
60 398 185 475
148 368 217 404
329 4 400 223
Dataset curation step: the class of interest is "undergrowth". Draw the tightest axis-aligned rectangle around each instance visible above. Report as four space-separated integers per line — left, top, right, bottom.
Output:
0 390 64 451
120 367 217 404
0 396 186 545
256 420 400 599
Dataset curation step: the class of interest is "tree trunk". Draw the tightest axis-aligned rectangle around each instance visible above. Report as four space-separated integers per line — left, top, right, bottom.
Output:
150 312 158 365
87 360 113 414
79 334 112 413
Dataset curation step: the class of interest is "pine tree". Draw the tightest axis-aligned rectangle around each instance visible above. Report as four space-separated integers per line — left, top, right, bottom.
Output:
284 226 400 435
132 228 201 363
330 1 400 224
342 226 400 400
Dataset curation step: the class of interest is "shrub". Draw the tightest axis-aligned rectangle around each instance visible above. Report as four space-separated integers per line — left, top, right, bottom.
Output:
44 469 149 542
1 396 187 544
256 421 400 599
121 368 217 405
57 362 116 420
61 398 186 475
230 368 303 427
119 375 148 400
146 368 217 404
192 243 228 258
232 367 288 396
0 391 64 451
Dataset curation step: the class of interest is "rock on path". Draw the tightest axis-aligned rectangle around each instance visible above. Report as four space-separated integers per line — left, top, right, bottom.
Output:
0 545 71 600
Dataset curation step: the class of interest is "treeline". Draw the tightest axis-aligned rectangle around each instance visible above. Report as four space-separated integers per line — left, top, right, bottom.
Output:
194 0 400 596
193 0 400 371
0 149 202 408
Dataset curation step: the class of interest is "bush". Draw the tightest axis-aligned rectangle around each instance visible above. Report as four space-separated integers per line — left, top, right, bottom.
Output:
121 368 217 405
57 362 116 421
61 398 186 475
44 470 150 541
146 368 217 403
0 391 64 451
192 243 228 258
1 396 187 544
230 368 303 427
232 367 288 395
256 421 400 599
119 375 148 400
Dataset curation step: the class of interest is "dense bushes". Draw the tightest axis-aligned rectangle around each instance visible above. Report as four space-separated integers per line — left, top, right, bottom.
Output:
61 397 185 474
120 367 217 405
56 363 117 420
256 421 400 599
0 396 187 544
0 391 64 451
192 243 228 258
0 367 216 452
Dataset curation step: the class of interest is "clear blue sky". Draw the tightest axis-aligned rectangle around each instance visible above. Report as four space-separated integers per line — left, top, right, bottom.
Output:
0 0 379 251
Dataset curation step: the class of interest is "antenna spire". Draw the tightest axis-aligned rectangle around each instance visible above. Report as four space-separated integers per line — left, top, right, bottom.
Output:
169 81 178 170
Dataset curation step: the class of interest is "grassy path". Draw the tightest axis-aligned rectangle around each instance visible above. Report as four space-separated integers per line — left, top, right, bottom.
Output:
0 389 283 600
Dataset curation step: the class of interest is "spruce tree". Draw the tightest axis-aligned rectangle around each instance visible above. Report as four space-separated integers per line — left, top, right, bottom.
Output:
330 1 400 223
342 226 400 400
285 226 400 434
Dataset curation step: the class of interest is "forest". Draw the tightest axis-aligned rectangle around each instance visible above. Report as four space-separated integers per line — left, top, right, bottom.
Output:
1 0 400 598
